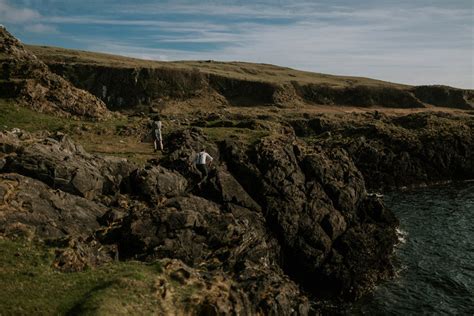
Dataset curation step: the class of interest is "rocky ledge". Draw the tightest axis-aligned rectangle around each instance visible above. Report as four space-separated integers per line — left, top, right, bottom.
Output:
0 127 398 314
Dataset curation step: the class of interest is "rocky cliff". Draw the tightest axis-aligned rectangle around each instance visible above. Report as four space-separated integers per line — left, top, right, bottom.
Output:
28 46 474 111
0 128 398 314
0 27 110 119
289 111 474 190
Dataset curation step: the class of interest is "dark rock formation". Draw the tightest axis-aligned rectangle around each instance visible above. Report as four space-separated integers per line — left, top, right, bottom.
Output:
0 26 110 119
305 112 474 190
0 130 135 200
129 165 188 200
0 173 107 239
412 85 474 110
0 128 399 314
218 136 398 300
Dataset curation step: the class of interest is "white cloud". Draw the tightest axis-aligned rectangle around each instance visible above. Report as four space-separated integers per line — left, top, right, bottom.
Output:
26 23 58 33
76 8 472 88
2 0 473 88
0 0 40 23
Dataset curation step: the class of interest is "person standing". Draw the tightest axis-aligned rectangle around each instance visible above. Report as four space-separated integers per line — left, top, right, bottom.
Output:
194 148 213 181
152 116 163 151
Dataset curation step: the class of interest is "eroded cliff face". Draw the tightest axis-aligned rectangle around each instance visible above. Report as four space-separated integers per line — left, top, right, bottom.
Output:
43 62 474 110
0 128 398 314
0 27 110 119
28 46 474 111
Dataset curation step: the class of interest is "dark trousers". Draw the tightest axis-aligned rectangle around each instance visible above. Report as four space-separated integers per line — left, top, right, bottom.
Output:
196 164 208 178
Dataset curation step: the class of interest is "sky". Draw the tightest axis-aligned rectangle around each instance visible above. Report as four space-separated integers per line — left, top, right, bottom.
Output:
1 0 473 88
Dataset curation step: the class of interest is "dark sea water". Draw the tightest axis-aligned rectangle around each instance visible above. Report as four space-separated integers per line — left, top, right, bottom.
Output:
350 182 474 315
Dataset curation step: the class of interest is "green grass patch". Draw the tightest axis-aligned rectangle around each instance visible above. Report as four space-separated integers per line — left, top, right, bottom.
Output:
203 127 269 145
0 239 165 315
0 100 157 164
0 99 72 132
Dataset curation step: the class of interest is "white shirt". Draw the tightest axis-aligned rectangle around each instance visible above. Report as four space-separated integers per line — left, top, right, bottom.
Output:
195 151 213 165
153 121 162 130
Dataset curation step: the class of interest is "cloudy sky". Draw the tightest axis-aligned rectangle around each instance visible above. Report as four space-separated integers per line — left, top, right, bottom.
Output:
1 0 472 88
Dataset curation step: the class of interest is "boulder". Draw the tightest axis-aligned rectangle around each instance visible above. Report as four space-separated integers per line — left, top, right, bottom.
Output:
130 165 188 200
0 173 107 239
0 131 136 200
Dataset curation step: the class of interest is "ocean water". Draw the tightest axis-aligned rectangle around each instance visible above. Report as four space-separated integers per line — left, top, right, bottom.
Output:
351 182 474 315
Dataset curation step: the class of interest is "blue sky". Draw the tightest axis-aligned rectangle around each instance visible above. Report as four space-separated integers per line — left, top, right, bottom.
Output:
1 0 472 88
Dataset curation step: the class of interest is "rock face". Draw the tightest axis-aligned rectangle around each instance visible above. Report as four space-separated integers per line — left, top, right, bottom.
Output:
0 26 110 119
291 112 474 190
0 130 135 200
0 172 107 239
0 128 399 314
218 136 398 300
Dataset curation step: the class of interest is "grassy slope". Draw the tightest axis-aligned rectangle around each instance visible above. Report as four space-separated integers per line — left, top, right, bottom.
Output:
26 45 409 88
0 238 172 315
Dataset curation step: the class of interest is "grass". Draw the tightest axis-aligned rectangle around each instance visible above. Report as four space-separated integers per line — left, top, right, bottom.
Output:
0 238 166 315
203 126 269 145
0 99 72 132
0 99 271 163
0 100 159 165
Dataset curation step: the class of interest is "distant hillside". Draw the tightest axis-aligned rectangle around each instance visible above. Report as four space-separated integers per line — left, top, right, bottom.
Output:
27 45 474 111
26 45 405 88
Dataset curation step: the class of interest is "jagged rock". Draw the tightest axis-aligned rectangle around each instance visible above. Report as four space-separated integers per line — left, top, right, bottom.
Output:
0 26 110 119
220 135 398 300
197 167 262 212
0 131 136 199
130 165 188 200
162 127 219 181
0 126 399 312
0 173 107 239
314 112 474 189
111 192 310 314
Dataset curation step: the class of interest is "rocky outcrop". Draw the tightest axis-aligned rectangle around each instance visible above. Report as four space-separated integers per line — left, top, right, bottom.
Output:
43 63 208 109
219 136 398 300
41 60 474 110
291 112 474 190
412 85 474 110
0 128 399 314
0 130 135 200
0 26 110 119
0 173 107 239
291 83 426 108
